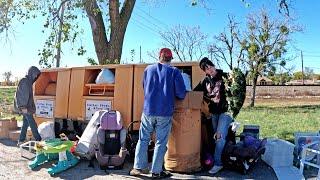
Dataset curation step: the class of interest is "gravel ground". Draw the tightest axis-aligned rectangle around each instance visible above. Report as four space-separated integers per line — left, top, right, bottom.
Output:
0 139 318 180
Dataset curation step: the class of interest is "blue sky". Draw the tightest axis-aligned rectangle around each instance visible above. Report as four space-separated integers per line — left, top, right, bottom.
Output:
1 0 320 81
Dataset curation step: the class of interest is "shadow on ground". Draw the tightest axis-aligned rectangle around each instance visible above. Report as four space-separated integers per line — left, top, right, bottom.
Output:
0 138 17 147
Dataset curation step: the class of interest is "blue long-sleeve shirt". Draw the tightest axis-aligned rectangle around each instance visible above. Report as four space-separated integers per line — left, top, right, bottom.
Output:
143 63 186 116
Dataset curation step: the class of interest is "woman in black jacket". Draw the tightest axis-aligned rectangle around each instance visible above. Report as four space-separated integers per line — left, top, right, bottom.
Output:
194 57 233 174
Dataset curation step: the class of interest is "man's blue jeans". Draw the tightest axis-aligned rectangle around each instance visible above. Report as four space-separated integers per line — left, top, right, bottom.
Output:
133 113 172 174
212 113 233 166
19 113 41 142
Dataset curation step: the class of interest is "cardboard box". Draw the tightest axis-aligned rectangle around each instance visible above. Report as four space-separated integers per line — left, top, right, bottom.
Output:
0 118 18 138
188 91 203 109
175 91 203 110
8 129 33 141
175 93 189 109
9 130 20 141
0 118 17 130
165 109 201 172
0 128 9 138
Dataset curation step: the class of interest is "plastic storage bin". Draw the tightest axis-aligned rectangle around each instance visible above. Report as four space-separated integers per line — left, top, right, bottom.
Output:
262 138 295 168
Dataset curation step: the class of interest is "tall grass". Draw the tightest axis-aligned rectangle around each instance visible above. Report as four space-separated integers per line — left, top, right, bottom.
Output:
0 87 20 120
0 87 15 105
237 105 320 142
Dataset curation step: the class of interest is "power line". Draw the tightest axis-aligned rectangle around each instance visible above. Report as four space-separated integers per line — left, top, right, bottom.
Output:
288 42 320 56
132 17 160 34
300 59 320 62
300 50 320 54
131 18 161 37
135 12 166 32
305 66 320 69
303 55 320 58
135 6 169 29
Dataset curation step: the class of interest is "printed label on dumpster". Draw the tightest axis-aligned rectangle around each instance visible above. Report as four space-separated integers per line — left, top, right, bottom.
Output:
35 100 54 118
85 100 112 120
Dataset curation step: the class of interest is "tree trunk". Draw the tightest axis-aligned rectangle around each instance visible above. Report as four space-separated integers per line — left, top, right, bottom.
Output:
84 0 135 65
56 2 65 67
249 74 258 107
84 0 109 64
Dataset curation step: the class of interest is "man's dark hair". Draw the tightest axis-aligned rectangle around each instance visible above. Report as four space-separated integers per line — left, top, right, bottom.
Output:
162 56 172 62
199 57 214 71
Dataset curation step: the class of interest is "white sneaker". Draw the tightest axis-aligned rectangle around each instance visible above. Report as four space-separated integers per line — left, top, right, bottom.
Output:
208 165 223 174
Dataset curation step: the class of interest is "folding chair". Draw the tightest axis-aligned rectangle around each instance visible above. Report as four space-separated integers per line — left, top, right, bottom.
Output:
299 141 320 179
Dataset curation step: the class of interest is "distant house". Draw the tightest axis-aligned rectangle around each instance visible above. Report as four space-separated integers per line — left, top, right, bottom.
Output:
248 76 274 85
285 78 320 85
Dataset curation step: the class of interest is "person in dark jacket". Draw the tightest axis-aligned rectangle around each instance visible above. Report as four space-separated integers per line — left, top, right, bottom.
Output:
194 57 233 174
14 66 42 145
130 48 186 179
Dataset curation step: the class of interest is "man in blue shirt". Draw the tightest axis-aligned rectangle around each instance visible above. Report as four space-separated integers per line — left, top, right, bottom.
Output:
130 48 186 179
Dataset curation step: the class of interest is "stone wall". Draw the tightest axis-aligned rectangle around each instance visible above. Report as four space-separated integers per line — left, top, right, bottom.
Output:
246 85 320 98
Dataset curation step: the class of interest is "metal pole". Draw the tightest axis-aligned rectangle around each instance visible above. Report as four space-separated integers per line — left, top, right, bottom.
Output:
301 50 304 85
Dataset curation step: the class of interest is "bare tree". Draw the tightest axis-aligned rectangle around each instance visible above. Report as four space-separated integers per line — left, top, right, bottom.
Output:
159 24 207 61
2 71 12 86
147 49 159 62
209 15 245 71
0 0 292 66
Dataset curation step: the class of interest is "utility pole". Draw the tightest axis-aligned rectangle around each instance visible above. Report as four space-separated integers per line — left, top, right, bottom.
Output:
208 45 213 61
301 50 304 85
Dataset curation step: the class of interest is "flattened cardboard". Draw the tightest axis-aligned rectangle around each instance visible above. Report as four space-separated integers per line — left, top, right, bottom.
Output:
165 109 201 172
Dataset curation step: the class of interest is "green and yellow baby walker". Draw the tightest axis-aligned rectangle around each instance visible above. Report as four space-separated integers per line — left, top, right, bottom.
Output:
28 135 79 175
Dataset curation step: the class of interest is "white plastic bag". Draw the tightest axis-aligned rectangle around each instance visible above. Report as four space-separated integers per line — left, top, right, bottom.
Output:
95 68 115 84
76 110 106 160
38 121 55 140
182 72 192 91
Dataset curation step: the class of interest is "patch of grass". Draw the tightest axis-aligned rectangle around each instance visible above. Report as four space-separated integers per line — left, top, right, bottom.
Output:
0 87 15 105
0 112 22 121
0 87 22 121
236 105 320 142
